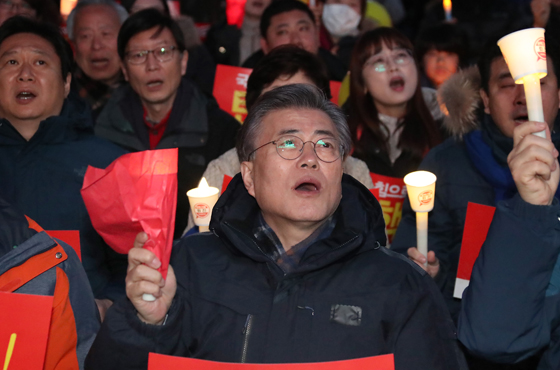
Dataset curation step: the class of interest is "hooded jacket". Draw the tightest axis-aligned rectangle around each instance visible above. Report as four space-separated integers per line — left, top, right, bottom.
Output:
391 67 560 326
0 198 99 370
86 174 466 370
0 95 128 301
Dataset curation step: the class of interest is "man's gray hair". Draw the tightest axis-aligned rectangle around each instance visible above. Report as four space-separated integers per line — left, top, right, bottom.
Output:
237 84 352 162
67 0 129 41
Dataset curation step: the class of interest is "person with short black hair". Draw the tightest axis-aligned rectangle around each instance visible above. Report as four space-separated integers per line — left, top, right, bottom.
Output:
241 0 347 81
86 84 467 370
185 45 372 233
415 23 470 89
95 8 240 239
392 35 560 335
0 16 128 320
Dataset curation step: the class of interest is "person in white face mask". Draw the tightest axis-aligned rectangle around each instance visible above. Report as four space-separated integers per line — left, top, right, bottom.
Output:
318 0 380 69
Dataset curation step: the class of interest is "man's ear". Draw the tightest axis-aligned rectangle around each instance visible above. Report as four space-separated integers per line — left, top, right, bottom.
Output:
240 161 256 197
480 88 491 115
260 37 269 54
180 50 188 76
64 72 72 98
121 61 129 81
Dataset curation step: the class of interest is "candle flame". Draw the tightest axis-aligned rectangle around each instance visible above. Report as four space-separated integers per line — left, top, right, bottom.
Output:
443 0 452 11
198 177 209 189
60 0 77 18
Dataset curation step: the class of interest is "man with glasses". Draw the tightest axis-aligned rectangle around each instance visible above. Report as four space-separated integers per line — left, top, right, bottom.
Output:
0 0 35 24
95 9 240 239
87 84 467 370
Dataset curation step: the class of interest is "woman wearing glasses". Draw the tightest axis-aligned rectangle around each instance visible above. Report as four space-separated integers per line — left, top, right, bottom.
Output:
347 27 443 179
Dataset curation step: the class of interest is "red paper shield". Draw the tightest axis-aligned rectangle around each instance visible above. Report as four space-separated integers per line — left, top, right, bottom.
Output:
81 149 178 279
0 292 53 370
148 353 395 370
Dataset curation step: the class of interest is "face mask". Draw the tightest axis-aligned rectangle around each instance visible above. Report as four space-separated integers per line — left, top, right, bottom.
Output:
322 4 361 38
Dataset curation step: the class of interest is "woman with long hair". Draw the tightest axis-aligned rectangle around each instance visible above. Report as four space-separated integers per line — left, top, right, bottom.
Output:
348 27 442 178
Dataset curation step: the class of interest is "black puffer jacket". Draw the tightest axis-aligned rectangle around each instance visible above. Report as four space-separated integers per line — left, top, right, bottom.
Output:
86 174 467 370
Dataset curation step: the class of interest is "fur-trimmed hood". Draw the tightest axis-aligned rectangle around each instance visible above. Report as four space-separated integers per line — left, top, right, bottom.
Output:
437 66 482 138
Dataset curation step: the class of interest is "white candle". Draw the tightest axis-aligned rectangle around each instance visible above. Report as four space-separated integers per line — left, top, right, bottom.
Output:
404 171 437 267
443 0 452 21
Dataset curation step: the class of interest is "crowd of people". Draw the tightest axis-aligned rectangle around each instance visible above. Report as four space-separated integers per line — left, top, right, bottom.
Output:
1 0 560 369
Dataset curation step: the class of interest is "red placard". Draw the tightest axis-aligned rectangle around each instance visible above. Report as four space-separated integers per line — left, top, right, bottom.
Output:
45 231 81 261
213 65 344 124
329 81 341 106
0 292 53 370
213 65 251 123
453 202 496 299
369 173 406 243
222 175 233 194
226 0 246 27
149 353 394 370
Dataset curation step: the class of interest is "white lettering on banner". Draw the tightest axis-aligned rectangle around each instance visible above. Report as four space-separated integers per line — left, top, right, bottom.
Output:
373 181 406 199
236 73 249 88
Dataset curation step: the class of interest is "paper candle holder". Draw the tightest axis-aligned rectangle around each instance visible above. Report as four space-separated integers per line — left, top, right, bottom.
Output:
403 171 436 213
497 28 547 83
187 178 220 232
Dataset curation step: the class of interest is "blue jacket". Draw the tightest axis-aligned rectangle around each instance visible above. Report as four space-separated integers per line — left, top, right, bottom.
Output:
0 95 128 301
458 194 560 369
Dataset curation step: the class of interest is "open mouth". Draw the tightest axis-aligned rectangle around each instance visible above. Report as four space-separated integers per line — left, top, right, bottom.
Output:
90 58 109 67
514 115 528 124
16 91 36 100
147 79 163 87
294 178 321 193
389 76 404 91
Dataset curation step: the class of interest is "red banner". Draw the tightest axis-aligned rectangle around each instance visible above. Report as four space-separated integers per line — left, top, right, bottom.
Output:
329 81 341 106
453 202 495 299
369 173 406 243
213 65 251 123
0 292 53 370
149 354 394 370
45 230 81 261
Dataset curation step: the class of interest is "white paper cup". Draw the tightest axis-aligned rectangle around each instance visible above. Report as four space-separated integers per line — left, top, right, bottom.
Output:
403 171 436 213
497 28 547 83
187 187 219 231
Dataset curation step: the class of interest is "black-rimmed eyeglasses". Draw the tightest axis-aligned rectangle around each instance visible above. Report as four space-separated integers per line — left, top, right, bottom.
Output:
125 46 177 65
248 135 342 163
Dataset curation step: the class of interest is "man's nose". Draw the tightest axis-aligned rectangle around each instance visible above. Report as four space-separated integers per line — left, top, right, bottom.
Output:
17 63 34 81
298 142 319 169
289 31 303 48
145 52 160 71
514 84 526 105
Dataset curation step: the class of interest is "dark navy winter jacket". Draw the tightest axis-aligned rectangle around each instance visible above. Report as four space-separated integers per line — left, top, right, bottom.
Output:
86 174 467 370
0 95 128 300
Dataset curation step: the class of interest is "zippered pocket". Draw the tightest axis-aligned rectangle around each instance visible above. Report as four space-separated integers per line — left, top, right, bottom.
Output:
241 314 254 363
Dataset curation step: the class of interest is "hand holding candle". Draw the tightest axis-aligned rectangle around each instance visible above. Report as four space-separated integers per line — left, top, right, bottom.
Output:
187 178 220 232
498 28 547 138
404 171 437 266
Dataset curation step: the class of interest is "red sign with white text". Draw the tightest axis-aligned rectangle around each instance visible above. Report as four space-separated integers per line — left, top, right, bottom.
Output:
0 292 53 370
453 202 496 299
213 65 344 124
149 353 395 370
213 65 251 123
369 173 406 244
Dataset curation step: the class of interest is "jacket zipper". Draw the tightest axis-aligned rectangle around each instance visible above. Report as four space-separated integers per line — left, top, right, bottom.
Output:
241 314 253 363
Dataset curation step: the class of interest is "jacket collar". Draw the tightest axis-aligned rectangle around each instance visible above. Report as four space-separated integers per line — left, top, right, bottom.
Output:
210 173 387 276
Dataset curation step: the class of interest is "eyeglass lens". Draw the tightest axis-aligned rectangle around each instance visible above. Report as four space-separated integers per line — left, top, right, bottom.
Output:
275 136 340 162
